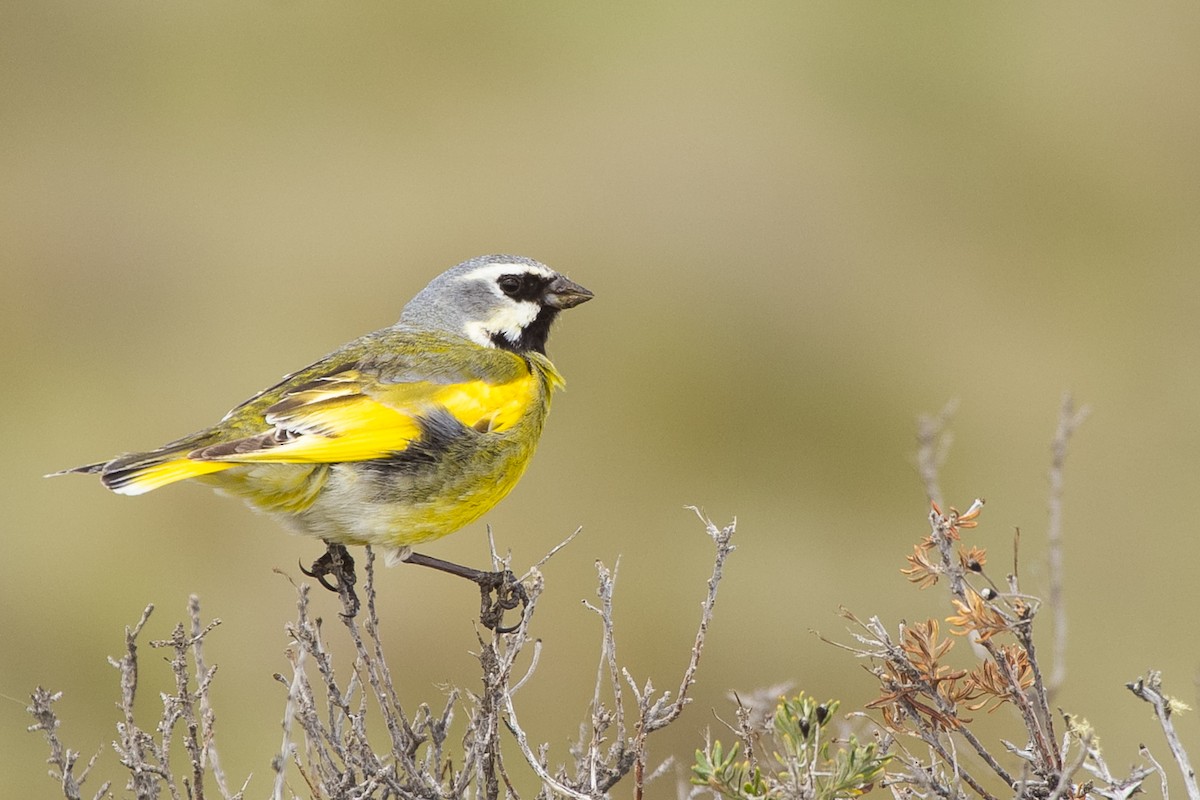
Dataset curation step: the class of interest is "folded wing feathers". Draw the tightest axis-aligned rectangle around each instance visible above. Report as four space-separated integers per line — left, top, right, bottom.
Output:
195 374 423 463
70 359 540 493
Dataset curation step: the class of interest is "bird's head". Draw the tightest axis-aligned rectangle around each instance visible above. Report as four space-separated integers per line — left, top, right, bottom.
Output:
400 255 593 355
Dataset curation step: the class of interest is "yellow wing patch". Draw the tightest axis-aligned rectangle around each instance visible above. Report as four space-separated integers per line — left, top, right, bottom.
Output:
425 377 538 434
201 368 540 464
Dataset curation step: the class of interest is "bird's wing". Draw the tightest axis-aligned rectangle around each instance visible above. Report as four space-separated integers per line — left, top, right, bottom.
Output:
191 360 540 464
80 331 558 494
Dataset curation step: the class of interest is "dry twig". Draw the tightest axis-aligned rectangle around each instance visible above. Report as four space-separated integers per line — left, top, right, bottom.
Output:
1046 393 1089 699
1127 671 1199 800
30 513 735 799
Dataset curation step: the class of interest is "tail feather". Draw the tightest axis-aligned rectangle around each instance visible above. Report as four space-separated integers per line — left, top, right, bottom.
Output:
48 452 233 495
45 462 106 478
100 456 232 495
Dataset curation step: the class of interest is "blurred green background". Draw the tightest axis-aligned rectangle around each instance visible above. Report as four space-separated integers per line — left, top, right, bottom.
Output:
4 2 1199 797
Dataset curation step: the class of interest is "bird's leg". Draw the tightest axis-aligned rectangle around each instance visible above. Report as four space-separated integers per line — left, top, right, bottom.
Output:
403 551 528 633
300 541 360 618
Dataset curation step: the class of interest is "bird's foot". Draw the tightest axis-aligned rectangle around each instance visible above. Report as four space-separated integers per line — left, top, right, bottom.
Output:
301 542 360 618
474 569 529 634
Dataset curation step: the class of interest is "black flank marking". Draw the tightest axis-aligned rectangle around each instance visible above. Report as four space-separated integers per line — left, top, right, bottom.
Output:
362 407 470 475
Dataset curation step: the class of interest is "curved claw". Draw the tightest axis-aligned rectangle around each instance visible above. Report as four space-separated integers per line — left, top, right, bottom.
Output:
299 558 339 593
302 543 360 617
478 571 530 633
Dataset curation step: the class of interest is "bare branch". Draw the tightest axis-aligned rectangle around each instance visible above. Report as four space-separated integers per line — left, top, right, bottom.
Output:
652 509 736 732
1127 671 1199 800
26 687 108 800
916 399 958 507
26 512 717 799
1046 392 1089 700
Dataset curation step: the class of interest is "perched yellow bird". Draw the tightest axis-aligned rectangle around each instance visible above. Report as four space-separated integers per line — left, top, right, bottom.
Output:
53 255 592 624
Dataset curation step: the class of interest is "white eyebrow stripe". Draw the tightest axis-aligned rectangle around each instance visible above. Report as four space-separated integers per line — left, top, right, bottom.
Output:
456 262 556 285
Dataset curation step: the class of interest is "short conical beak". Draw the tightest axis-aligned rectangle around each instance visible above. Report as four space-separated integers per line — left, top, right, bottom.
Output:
544 275 594 309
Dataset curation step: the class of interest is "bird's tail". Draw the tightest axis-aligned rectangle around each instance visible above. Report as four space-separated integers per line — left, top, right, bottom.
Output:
48 446 233 495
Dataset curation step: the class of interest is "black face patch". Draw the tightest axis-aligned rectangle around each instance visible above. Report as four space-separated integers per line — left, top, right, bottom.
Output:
496 272 548 303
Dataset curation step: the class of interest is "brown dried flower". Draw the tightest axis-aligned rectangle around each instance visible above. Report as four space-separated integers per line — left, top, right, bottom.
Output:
929 498 984 541
946 591 1012 642
963 645 1034 712
901 542 941 588
958 545 987 573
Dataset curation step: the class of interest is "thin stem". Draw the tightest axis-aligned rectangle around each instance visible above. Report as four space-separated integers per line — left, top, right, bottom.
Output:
1047 393 1089 700
1127 672 1200 800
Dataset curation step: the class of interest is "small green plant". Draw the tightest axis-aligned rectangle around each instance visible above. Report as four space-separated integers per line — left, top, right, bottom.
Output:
692 693 890 800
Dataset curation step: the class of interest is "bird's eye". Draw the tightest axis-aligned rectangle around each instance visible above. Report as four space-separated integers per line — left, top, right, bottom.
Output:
497 275 523 297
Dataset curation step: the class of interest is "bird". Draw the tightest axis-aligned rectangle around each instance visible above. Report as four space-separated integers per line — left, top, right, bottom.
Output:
52 254 593 626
